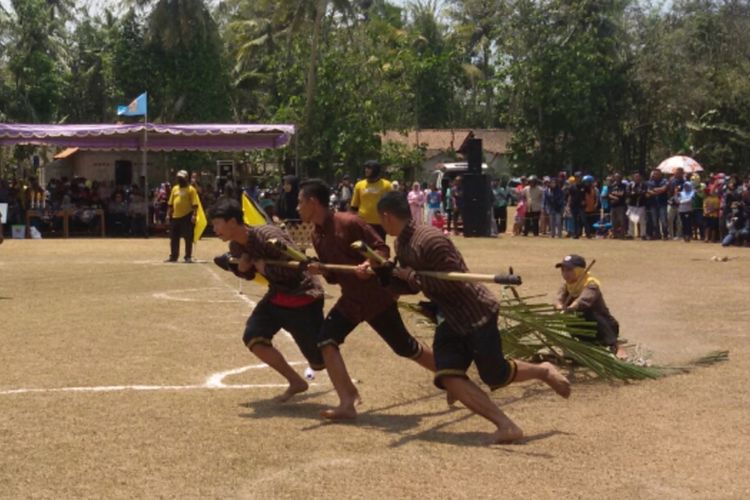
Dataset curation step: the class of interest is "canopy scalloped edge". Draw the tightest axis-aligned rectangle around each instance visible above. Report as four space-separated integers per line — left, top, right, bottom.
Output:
0 123 295 151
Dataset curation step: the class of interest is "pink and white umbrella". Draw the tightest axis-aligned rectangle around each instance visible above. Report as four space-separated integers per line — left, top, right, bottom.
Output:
656 155 704 174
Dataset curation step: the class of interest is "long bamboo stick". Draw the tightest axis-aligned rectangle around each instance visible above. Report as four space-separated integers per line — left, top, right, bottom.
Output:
350 240 522 285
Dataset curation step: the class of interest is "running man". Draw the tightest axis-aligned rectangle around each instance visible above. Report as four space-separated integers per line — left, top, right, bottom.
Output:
376 191 571 444
297 179 436 420
209 198 325 402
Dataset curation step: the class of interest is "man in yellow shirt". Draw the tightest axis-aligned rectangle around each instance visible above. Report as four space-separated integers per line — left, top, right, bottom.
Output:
166 170 199 263
350 160 392 240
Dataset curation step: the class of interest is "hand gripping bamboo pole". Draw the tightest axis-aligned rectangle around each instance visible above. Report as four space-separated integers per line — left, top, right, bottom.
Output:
349 240 522 286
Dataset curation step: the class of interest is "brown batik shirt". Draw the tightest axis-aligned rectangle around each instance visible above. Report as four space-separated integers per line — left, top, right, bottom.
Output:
391 220 499 335
229 224 323 302
312 211 395 323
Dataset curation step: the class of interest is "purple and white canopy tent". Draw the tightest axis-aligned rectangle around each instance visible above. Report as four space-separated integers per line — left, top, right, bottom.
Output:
0 123 295 150
0 122 295 230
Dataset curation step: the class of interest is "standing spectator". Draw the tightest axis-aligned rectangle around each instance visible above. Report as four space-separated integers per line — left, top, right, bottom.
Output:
703 185 721 243
582 176 599 239
646 169 669 240
444 179 456 234
513 195 526 236
350 160 392 240
539 177 551 235
522 175 543 236
566 173 585 238
407 182 425 224
452 176 464 234
276 175 300 220
691 174 706 241
626 172 648 239
190 171 204 200
338 175 352 212
678 182 695 242
491 178 509 234
667 168 686 239
608 173 628 239
153 182 171 224
544 177 565 238
166 170 199 263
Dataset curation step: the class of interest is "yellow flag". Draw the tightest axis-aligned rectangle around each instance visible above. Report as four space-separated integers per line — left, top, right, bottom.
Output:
193 196 208 242
242 192 270 226
242 192 271 286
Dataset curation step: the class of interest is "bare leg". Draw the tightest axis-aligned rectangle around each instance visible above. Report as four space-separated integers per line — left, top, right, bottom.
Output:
442 376 523 444
512 360 571 398
413 345 436 371
412 346 457 406
320 345 359 420
249 344 308 402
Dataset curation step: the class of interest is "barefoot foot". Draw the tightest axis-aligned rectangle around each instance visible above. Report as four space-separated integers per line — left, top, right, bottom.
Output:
541 362 571 399
320 402 357 420
275 379 309 403
491 423 524 444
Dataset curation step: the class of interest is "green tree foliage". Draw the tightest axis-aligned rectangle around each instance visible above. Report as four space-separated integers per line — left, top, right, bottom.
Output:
1 0 749 177
503 0 630 176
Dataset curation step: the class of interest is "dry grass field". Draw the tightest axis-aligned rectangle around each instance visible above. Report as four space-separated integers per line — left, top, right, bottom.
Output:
1 234 749 499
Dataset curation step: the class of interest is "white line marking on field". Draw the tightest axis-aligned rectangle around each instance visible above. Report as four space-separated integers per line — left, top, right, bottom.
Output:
0 362 318 396
202 264 294 341
153 287 240 303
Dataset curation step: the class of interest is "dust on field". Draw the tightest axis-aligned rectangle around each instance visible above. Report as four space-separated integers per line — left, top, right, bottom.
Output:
1 237 748 499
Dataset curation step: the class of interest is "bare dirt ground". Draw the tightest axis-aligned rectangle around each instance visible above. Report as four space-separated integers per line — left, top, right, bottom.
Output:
1 234 748 499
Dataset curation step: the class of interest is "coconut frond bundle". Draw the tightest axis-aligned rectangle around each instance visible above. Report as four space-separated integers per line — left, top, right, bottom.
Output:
398 292 727 381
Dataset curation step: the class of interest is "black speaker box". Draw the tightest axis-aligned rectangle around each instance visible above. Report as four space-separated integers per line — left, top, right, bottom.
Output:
461 174 492 237
465 138 483 174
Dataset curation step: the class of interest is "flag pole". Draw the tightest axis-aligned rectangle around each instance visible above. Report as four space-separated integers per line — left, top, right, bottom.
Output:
143 104 148 237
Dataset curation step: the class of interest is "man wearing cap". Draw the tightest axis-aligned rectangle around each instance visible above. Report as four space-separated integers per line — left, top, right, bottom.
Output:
166 170 200 263
554 254 625 359
375 191 571 444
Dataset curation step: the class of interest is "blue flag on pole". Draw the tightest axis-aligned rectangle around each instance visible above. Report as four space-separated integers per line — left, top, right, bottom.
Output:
117 92 148 116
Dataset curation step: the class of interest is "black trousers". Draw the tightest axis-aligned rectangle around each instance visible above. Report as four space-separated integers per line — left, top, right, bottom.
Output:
493 206 508 234
169 215 194 259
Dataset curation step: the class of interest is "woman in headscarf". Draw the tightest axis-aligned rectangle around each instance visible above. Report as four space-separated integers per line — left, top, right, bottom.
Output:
407 181 425 224
276 175 300 220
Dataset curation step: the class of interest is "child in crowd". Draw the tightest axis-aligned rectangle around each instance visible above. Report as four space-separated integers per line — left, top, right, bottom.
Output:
430 209 447 234
554 254 626 359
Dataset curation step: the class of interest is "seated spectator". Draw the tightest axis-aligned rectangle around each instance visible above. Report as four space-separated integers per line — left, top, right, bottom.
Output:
722 202 749 247
554 254 626 359
128 185 148 237
107 191 129 236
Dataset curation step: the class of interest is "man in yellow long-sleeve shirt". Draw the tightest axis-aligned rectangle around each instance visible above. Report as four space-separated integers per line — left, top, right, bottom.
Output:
166 170 199 263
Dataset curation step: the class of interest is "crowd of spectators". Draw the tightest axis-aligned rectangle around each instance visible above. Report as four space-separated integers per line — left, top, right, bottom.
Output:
505 169 750 247
2 166 747 248
0 176 149 237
